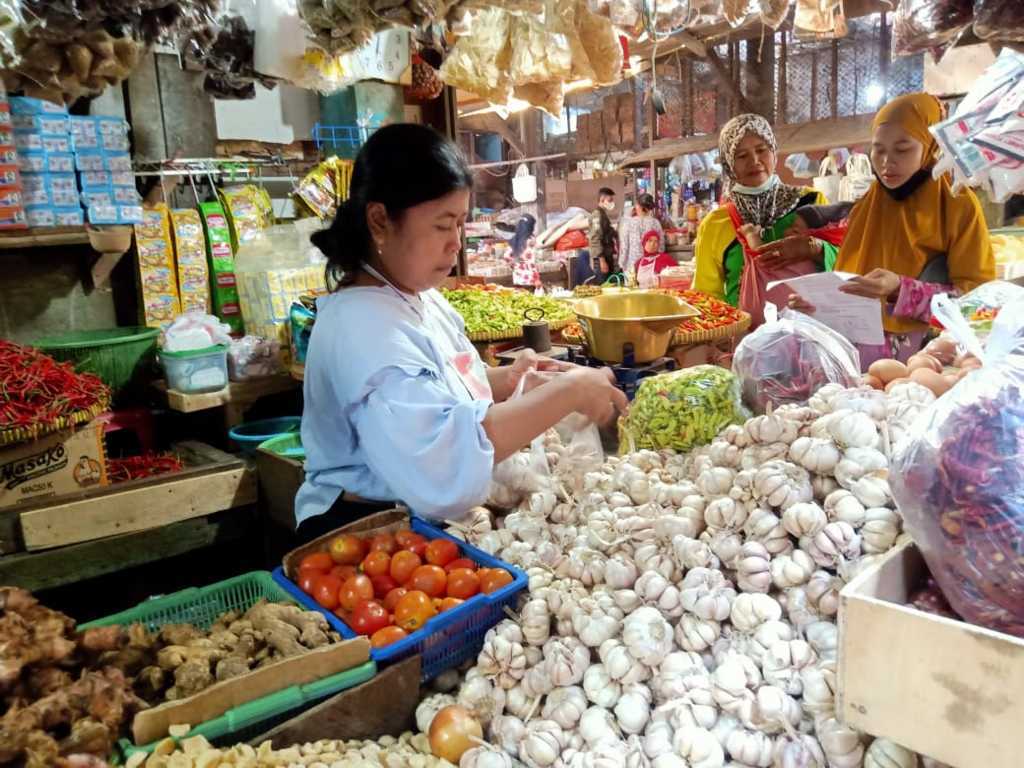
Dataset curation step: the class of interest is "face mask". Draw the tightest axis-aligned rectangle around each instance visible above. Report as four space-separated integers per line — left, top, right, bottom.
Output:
732 174 781 196
600 200 615 212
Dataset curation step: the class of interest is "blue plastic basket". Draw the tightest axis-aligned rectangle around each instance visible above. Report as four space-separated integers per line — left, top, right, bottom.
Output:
272 517 527 681
228 417 301 456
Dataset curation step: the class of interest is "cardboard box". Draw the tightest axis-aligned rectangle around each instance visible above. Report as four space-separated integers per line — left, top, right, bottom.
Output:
0 423 107 509
838 540 1024 768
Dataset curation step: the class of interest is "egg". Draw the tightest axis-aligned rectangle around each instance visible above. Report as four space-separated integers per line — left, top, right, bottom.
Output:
884 377 911 392
869 359 909 384
861 374 884 390
910 367 951 396
925 337 957 365
907 353 942 373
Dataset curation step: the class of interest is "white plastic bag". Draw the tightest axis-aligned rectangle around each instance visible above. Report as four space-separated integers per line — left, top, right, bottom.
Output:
513 164 538 203
163 312 233 352
489 375 551 508
813 156 842 202
839 153 873 201
732 304 861 413
785 153 815 178
891 295 1024 637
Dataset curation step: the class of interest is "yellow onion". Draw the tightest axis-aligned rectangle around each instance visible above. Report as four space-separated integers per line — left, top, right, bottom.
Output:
428 705 483 762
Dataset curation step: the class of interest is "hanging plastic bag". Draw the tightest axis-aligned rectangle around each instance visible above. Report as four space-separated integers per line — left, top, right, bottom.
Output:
618 366 747 453
839 153 874 202
813 156 842 203
489 375 551 508
549 412 605 494
892 295 1024 637
732 304 861 413
785 153 815 179
891 0 973 60
513 164 538 203
794 0 848 39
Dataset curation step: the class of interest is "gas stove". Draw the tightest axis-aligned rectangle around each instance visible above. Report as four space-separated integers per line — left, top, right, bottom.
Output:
566 344 676 400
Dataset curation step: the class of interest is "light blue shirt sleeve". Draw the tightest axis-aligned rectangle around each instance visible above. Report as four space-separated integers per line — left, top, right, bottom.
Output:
352 366 495 521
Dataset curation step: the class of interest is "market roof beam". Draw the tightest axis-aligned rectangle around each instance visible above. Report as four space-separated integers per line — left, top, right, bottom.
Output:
618 112 874 168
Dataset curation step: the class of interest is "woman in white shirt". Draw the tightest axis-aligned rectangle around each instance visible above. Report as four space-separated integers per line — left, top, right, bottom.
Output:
618 193 665 278
296 124 627 541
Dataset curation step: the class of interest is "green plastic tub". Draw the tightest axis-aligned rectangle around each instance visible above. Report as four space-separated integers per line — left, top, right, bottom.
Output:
35 326 159 398
258 431 305 461
80 571 376 760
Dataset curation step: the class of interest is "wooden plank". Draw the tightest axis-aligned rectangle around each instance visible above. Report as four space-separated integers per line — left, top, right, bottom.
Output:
133 638 372 745
19 464 256 551
0 508 254 592
838 541 1024 768
152 374 299 414
256 655 421 748
0 226 91 250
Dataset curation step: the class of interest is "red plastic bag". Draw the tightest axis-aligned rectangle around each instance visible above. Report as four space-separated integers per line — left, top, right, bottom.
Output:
555 230 587 251
726 203 819 328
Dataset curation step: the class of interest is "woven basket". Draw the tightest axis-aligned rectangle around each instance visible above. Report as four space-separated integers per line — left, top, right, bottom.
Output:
467 317 574 342
0 399 109 448
672 312 752 346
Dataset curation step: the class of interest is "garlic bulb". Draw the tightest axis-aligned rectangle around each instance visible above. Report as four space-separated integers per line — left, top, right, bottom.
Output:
730 593 783 632
864 738 920 768
771 550 816 590
504 684 535 720
623 606 675 666
748 685 801 734
697 467 736 498
702 529 745 570
478 624 528 689
823 490 867 528
746 411 800 445
712 654 760 715
709 440 742 468
754 461 813 511
644 719 675 759
803 623 839 662
801 521 860 569
781 502 827 539
583 663 622 708
788 437 841 475
741 442 792 471
736 542 772 593
615 685 653 734
674 726 726 768
804 571 843 617
724 728 773 767
520 599 552 647
743 508 793 556
520 720 565 768
653 651 707 702
488 714 526 758
458 675 507 726
542 686 588 730
722 423 753 448
673 535 720 570
773 734 827 768
848 474 892 508
681 568 738 622
579 706 619 747
861 507 901 554
816 716 864 768
460 745 515 768
572 601 621 648
811 473 840 501
605 553 640 589
705 497 750 532
675 614 722 653
542 636 591 687
827 411 878 449
762 639 817 695
800 664 837 717
635 543 677 581
599 638 636 681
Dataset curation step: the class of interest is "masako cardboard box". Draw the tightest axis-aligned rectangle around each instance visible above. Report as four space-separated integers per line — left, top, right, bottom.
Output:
0 422 107 509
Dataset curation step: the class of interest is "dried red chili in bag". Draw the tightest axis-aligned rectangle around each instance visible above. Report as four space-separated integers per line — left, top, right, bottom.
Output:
892 295 1024 637
891 0 973 60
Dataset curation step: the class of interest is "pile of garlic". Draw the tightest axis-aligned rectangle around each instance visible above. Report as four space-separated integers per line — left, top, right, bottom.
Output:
438 381 952 768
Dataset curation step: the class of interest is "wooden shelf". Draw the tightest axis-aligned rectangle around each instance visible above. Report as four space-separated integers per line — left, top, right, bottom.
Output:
153 374 299 415
0 226 91 249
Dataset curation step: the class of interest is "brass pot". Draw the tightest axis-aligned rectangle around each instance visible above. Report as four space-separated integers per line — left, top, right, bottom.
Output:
574 290 698 363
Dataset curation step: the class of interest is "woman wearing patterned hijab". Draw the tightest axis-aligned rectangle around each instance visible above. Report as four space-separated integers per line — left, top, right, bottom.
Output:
693 114 836 306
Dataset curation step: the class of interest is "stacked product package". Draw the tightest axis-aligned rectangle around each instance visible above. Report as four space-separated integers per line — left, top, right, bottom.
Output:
70 115 142 225
134 204 181 328
0 88 26 230
11 97 80 228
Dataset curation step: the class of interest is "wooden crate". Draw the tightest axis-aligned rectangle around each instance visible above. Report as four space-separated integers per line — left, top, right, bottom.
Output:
4 442 256 553
838 540 1024 768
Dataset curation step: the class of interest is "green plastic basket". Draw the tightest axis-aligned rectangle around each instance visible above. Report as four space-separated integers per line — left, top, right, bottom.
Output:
258 431 305 461
79 572 376 760
35 326 160 398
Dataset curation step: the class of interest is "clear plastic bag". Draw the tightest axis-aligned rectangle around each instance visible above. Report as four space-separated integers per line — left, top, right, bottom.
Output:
891 0 973 59
974 0 1024 43
732 305 861 413
892 295 1024 637
488 375 552 508
438 8 513 104
618 365 747 453
228 336 281 381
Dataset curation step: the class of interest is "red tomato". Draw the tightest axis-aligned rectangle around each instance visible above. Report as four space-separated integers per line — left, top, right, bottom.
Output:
328 534 367 565
329 565 357 582
297 570 318 595
409 565 448 598
369 532 397 555
370 572 398 599
479 568 514 595
444 558 477 573
332 606 351 624
446 568 481 600
299 552 333 573
394 529 419 548
313 574 343 610
389 550 422 585
395 590 436 631
351 599 391 636
338 575 374 612
399 533 428 557
439 597 464 612
384 587 409 612
425 538 460 568
371 625 408 648
361 551 392 578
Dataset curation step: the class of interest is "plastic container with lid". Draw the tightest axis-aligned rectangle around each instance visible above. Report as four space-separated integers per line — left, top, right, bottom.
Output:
160 344 229 394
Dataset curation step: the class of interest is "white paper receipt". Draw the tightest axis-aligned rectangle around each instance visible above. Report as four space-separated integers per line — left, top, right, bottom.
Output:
767 272 885 346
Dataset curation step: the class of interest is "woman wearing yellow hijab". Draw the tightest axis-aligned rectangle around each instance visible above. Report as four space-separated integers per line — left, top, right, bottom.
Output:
785 92 995 367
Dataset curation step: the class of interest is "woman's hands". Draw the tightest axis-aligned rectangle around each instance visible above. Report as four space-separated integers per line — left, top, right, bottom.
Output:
787 293 816 313
839 268 901 301
493 349 575 401
754 235 823 270
509 351 627 426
